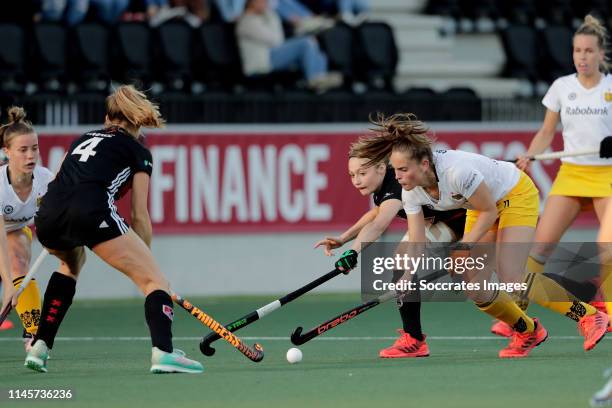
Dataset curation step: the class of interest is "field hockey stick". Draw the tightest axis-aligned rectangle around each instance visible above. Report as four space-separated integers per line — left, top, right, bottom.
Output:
289 264 458 345
0 248 49 326
290 290 396 345
509 148 600 162
510 136 612 162
171 293 264 362
199 268 344 356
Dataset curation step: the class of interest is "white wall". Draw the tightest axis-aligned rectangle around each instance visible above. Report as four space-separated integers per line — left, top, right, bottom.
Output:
27 232 395 299
26 228 597 300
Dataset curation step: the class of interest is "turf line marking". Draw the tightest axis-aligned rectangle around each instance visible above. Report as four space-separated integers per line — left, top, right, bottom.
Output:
0 335 605 341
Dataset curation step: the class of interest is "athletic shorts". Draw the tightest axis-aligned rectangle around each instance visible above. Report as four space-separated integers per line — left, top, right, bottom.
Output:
550 162 612 198
464 171 539 233
35 186 129 250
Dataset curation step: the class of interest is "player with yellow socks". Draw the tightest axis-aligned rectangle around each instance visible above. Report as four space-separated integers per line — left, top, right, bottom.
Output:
0 107 54 351
510 15 612 343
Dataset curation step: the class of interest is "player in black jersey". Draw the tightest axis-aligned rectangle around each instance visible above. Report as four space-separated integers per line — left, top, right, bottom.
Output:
25 85 203 374
314 138 466 358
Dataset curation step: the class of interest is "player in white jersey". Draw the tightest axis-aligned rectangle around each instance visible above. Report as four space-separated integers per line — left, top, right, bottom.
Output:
360 112 609 358
0 107 54 350
516 15 612 324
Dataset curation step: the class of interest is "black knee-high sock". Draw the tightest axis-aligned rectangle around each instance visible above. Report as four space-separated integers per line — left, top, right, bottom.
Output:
398 300 424 341
144 290 174 353
393 270 424 341
35 272 76 349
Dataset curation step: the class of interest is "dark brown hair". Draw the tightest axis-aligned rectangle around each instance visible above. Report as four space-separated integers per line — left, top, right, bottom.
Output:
348 113 434 168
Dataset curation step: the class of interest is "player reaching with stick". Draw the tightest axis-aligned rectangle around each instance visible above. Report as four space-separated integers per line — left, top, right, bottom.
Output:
314 139 465 358
24 85 203 374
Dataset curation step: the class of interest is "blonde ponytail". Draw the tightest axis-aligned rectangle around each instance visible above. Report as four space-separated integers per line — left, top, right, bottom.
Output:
106 85 165 129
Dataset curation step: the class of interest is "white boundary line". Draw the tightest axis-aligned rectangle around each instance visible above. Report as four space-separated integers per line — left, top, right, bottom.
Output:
0 335 603 341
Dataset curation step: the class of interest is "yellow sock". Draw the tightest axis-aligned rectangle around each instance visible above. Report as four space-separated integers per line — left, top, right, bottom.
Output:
476 291 535 333
12 277 41 335
600 262 612 316
527 273 597 321
514 256 546 311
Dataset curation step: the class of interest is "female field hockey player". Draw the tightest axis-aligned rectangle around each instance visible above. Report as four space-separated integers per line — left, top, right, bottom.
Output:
515 14 612 329
24 85 203 374
334 112 609 358
315 138 465 358
0 107 54 349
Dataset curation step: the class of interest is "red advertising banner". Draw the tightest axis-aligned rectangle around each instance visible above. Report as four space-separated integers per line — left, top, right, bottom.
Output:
38 130 594 234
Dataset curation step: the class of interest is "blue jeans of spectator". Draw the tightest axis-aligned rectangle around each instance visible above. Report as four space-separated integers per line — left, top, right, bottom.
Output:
274 0 312 21
91 0 131 24
322 0 369 14
213 0 246 22
41 0 90 26
144 0 169 7
270 37 328 81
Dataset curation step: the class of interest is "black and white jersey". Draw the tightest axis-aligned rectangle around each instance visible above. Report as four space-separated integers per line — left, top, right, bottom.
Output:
51 126 152 200
35 126 153 250
373 166 407 218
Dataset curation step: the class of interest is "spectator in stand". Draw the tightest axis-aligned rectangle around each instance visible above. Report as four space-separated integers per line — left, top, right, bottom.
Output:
271 0 334 34
147 0 209 27
40 0 132 25
319 0 369 25
40 0 90 26
236 0 342 92
212 0 246 22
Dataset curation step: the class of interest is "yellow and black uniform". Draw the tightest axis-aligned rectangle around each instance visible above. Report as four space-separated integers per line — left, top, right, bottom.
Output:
0 164 54 336
402 149 599 330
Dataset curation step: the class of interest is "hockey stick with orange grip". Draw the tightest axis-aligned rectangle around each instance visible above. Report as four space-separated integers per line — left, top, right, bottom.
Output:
171 293 264 362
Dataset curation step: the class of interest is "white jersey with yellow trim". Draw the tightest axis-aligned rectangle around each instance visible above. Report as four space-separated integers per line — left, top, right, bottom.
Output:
402 150 520 214
542 73 612 166
0 164 54 232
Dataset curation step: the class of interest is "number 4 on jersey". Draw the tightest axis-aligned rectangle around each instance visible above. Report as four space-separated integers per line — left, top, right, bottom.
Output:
72 137 104 162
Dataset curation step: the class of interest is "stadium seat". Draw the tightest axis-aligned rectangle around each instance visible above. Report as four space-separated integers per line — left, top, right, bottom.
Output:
440 87 482 121
70 23 110 92
0 24 25 92
29 23 67 92
154 21 193 91
500 25 539 81
400 88 441 121
458 0 500 21
354 22 398 91
112 22 152 86
424 0 461 19
193 22 243 90
317 23 355 87
498 0 537 24
540 25 574 82
536 0 574 25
